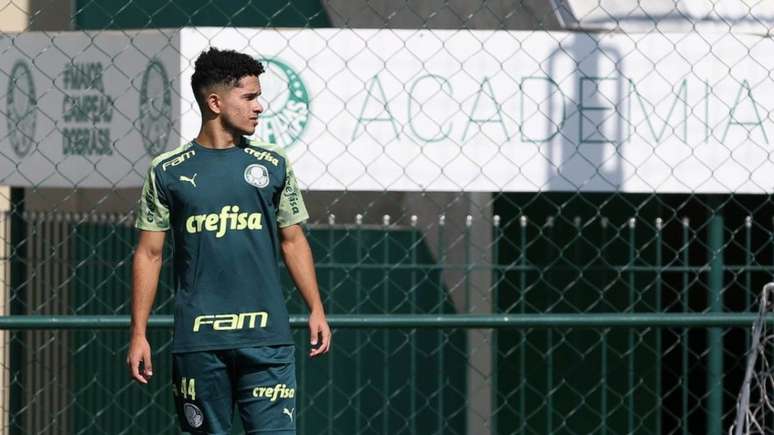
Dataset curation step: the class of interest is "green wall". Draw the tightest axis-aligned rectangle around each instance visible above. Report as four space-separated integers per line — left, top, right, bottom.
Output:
74 0 330 29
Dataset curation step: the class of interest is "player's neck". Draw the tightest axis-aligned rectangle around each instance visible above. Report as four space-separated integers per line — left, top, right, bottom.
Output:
195 123 242 150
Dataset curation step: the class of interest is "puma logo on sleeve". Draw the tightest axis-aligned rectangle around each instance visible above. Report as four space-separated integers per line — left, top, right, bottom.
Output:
180 174 197 187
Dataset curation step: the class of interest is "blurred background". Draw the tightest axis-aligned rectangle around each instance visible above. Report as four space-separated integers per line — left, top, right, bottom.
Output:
2 1 774 434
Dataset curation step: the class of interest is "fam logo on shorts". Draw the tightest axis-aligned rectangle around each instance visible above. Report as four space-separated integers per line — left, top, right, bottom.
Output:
244 164 270 188
183 403 204 428
6 60 37 158
139 59 172 156
254 58 309 149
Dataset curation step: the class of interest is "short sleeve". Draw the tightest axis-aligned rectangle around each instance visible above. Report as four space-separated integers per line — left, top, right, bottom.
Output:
135 165 170 231
277 163 309 228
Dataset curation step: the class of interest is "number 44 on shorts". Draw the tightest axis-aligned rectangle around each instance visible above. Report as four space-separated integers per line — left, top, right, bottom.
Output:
173 377 196 401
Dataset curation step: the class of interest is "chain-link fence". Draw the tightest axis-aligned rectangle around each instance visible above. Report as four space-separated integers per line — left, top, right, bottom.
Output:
2 1 774 434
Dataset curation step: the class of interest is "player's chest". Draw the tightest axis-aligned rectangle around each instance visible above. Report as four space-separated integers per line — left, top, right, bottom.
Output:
165 158 284 210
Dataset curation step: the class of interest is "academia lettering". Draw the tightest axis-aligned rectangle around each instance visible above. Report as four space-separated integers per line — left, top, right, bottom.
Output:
350 74 771 146
185 205 263 238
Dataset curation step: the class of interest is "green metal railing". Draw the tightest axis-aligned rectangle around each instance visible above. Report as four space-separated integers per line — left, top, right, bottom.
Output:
0 313 772 329
3 208 773 434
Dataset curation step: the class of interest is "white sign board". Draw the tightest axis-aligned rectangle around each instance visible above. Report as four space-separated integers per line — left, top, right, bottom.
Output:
0 30 180 188
4 28 774 193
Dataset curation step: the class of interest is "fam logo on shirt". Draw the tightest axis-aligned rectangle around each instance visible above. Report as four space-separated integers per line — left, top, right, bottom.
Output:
253 58 309 149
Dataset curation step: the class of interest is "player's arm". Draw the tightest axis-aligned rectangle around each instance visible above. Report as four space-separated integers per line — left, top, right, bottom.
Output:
280 224 331 357
127 230 166 384
275 155 329 356
127 163 170 384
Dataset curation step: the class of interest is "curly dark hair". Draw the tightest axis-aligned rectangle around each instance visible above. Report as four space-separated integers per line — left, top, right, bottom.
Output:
191 47 265 108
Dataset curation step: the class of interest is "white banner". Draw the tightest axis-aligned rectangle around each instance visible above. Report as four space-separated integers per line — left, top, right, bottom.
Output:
0 30 180 188
185 28 774 193
4 28 774 193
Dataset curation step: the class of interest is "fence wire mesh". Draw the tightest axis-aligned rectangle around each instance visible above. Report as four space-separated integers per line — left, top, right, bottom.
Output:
1 1 774 434
730 283 774 435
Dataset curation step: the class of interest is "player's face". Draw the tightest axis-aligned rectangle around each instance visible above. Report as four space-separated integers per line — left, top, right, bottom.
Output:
220 75 264 136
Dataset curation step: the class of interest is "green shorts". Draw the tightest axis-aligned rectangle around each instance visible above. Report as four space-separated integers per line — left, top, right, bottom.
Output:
172 345 296 435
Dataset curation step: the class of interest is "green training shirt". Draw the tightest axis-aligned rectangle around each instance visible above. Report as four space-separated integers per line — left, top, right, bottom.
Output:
135 138 309 353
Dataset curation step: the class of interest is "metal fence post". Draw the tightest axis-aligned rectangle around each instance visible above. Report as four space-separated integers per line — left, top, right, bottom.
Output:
382 214 390 435
545 216 555 435
354 213 363 434
491 214 500 435
627 217 636 434
437 214 446 435
707 200 724 435
327 214 335 435
9 188 25 435
681 217 690 435
409 215 418 435
655 217 663 435
600 217 609 435
519 215 527 433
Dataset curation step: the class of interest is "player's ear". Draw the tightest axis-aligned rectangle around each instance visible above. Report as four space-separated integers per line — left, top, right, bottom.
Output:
205 92 222 115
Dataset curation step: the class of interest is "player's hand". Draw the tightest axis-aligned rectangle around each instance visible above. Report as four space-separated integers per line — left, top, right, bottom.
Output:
126 335 153 384
308 310 331 357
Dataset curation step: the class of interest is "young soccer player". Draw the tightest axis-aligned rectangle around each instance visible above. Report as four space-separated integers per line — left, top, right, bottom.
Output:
126 47 330 434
